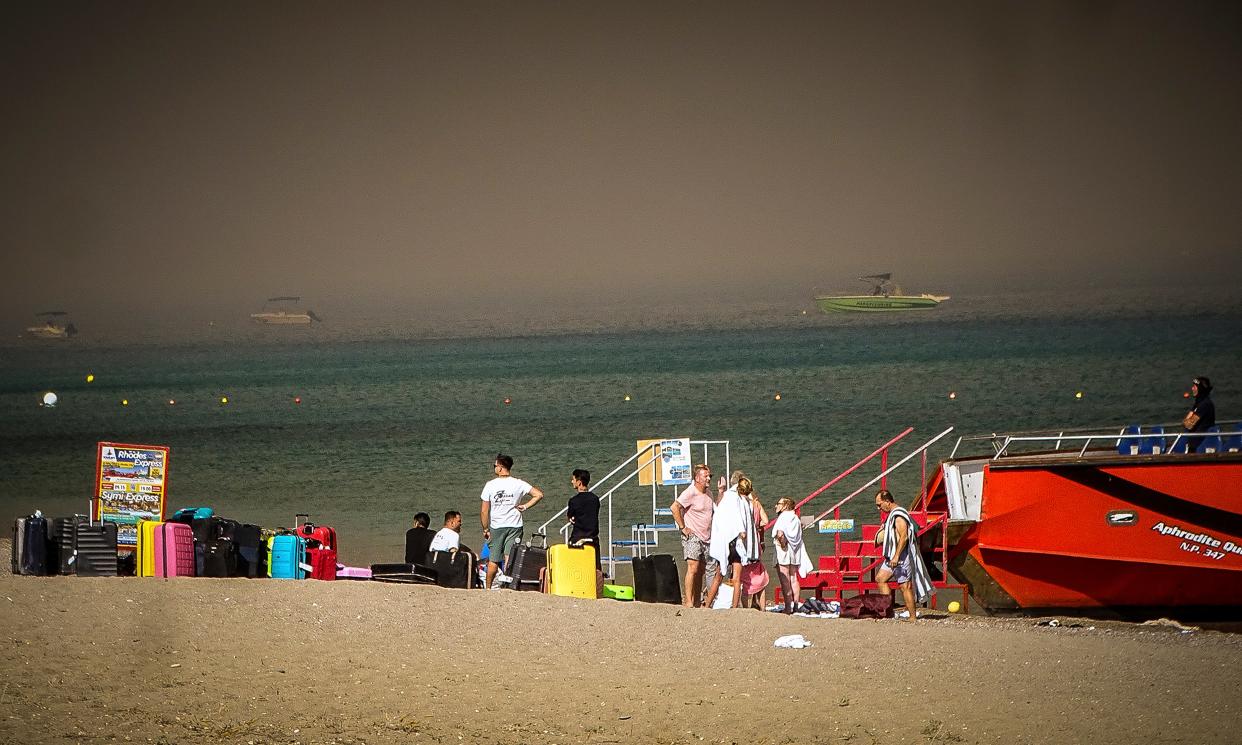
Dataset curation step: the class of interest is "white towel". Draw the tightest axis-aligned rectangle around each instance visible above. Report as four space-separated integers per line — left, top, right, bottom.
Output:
881 505 934 603
773 634 812 649
773 510 812 578
709 488 748 570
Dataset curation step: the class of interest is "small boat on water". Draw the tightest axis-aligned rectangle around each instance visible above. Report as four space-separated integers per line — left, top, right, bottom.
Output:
23 311 78 340
250 297 322 325
815 273 949 312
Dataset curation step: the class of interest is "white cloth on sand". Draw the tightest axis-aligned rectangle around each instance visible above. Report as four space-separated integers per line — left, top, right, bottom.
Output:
773 634 812 649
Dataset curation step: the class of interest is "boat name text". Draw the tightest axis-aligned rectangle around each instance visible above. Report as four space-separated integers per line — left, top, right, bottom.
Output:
1151 521 1242 561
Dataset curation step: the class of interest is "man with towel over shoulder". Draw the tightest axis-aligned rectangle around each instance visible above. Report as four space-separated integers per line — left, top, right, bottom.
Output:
873 489 933 621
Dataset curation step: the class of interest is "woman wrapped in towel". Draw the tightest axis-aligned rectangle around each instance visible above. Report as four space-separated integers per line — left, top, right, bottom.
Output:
704 476 760 608
771 498 813 614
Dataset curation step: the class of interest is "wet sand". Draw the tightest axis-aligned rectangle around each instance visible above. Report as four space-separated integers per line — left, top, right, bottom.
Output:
2 546 1240 745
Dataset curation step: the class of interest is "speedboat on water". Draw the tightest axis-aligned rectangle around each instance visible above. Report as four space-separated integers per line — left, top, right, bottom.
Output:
250 296 322 325
814 273 949 312
23 311 78 340
924 422 1242 616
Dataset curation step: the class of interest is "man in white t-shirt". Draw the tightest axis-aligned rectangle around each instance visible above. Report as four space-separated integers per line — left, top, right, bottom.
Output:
429 511 463 553
480 453 544 589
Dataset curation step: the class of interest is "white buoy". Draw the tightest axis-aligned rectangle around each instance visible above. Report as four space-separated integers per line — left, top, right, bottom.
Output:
42 391 58 407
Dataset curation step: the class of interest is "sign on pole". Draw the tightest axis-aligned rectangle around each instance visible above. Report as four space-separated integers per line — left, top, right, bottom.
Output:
94 442 170 549
659 437 692 486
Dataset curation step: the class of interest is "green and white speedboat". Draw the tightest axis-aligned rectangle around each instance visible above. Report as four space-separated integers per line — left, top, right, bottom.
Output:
815 274 949 313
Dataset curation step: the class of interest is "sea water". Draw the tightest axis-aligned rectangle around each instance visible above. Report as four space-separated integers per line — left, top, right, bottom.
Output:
2 289 1239 564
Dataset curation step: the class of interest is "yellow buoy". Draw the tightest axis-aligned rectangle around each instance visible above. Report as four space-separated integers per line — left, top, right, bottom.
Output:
774 393 782 401
85 374 95 383
121 399 128 406
168 399 176 406
220 396 229 404
947 600 961 613
948 391 957 400
623 395 631 402
1075 391 1083 399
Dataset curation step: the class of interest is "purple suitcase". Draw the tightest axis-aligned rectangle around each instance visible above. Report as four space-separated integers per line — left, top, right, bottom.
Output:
155 522 195 578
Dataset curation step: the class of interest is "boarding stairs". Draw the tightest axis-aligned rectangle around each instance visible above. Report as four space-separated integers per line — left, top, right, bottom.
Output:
776 427 970 611
536 439 730 579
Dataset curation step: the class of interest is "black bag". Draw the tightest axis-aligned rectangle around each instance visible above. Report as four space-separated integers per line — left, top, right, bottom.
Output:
840 593 894 619
405 528 436 565
505 542 546 591
233 524 265 578
426 550 473 589
632 554 682 605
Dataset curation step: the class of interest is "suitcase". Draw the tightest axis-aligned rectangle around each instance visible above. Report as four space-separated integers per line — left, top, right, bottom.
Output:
405 527 436 564
307 546 337 580
202 539 238 577
12 516 49 576
233 523 265 578
51 517 81 575
293 514 338 551
73 520 118 577
632 554 682 604
136 520 163 577
169 507 214 523
602 584 634 601
267 535 307 579
154 522 196 577
426 550 472 589
369 562 437 585
504 542 547 591
336 564 372 580
545 544 597 598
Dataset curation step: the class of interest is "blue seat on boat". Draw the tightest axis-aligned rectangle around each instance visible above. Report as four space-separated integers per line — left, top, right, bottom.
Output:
1225 424 1242 453
1201 426 1223 454
1138 426 1165 455
1117 424 1142 455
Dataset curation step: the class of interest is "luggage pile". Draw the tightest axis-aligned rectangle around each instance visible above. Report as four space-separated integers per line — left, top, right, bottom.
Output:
11 508 344 582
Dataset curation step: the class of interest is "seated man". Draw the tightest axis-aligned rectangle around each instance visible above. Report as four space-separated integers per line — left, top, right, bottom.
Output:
405 512 436 564
429 511 463 553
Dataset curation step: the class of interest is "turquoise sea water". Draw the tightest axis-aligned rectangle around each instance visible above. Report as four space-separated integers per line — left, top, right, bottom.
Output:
2 289 1239 565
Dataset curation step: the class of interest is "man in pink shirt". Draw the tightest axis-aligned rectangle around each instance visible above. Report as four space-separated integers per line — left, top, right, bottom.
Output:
670 463 715 608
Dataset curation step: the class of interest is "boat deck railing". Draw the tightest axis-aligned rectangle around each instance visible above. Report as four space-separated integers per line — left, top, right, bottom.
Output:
948 419 1242 461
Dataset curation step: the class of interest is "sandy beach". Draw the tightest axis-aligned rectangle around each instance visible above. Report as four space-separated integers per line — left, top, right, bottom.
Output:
2 542 1240 745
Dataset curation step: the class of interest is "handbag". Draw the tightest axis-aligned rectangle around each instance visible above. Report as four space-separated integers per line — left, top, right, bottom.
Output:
1183 410 1201 430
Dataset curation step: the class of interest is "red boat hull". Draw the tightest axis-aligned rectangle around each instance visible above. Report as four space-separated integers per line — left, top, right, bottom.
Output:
937 456 1242 613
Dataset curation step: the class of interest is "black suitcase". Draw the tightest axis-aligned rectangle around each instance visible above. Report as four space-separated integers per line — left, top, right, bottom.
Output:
202 539 237 577
12 516 49 576
505 542 546 591
233 524 265 578
51 517 79 575
426 550 473 589
405 527 436 565
74 520 118 577
633 554 682 604
369 562 437 585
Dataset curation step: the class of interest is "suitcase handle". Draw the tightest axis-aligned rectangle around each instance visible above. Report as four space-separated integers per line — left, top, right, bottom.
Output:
295 513 310 529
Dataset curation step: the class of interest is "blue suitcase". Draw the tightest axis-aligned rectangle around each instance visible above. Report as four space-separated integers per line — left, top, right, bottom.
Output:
267 534 307 579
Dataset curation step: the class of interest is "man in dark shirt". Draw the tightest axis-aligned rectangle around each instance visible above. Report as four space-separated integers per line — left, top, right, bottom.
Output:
567 468 601 572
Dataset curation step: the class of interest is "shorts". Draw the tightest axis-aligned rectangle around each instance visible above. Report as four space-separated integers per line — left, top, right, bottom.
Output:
682 533 710 562
487 526 523 566
878 556 912 585
727 538 742 566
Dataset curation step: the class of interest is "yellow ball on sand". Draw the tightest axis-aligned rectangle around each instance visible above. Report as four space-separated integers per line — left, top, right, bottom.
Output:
947 601 961 613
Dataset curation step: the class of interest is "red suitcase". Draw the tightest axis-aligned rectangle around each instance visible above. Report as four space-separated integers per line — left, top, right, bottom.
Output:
307 546 337 580
293 513 337 551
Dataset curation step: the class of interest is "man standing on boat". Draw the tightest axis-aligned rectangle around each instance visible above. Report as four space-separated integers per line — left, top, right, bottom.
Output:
670 463 714 608
873 489 933 621
1183 377 1216 453
480 453 544 589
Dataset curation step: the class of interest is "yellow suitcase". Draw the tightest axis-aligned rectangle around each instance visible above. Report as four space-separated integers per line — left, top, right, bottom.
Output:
545 544 597 599
136 519 163 577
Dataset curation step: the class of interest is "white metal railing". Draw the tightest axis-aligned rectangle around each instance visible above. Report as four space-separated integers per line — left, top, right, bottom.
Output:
947 419 1241 461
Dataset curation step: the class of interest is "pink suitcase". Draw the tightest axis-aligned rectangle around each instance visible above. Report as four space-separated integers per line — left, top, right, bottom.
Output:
154 522 196 578
335 564 371 580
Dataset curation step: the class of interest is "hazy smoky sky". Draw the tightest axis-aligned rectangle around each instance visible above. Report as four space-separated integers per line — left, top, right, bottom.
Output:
3 1 1241 322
